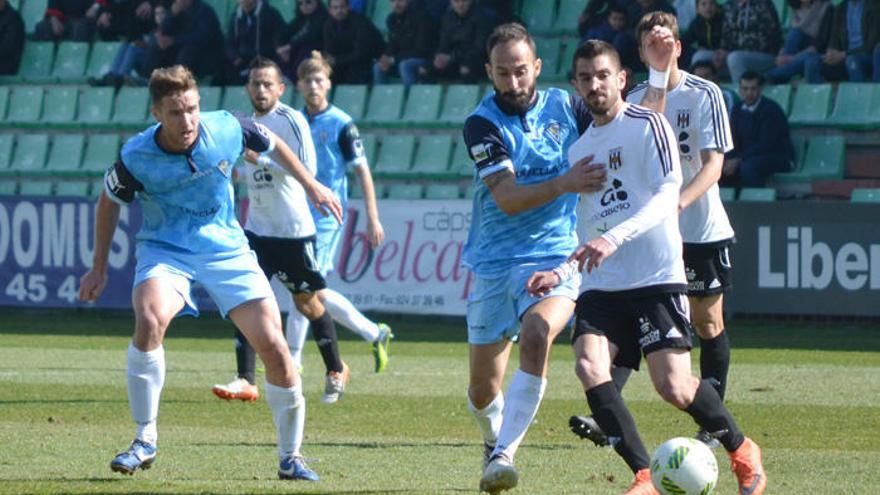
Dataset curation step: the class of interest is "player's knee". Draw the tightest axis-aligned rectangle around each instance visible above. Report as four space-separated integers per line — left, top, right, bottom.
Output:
293 292 323 320
654 376 698 409
694 319 723 339
574 356 608 388
468 383 500 408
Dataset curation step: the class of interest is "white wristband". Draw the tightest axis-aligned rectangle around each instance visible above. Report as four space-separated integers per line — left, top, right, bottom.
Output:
648 67 670 89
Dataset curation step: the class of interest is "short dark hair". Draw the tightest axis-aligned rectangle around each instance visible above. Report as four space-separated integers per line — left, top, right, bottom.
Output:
486 22 536 60
740 70 765 85
690 59 715 73
635 11 680 43
249 56 283 77
608 2 628 16
571 39 621 73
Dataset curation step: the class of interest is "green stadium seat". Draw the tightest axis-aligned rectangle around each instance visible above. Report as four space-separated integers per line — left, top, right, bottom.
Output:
220 86 253 115
0 86 9 120
200 86 223 112
364 84 405 124
790 134 807 171
374 135 415 175
77 87 114 124
371 0 392 31
41 86 78 123
204 0 229 32
413 134 453 175
535 37 562 78
0 134 13 170
45 134 85 174
18 41 55 82
82 134 121 174
450 138 474 177
11 134 50 175
333 85 368 120
386 183 423 199
6 86 44 124
772 0 788 25
90 179 106 197
850 188 880 203
112 87 150 124
20 0 48 33
519 0 556 34
553 0 588 34
788 84 832 126
0 180 16 195
288 89 306 109
827 83 880 130
774 135 845 182
350 182 386 199
762 84 791 115
556 38 579 78
275 0 295 22
85 41 121 80
738 187 777 202
55 180 91 197
52 42 89 81
719 187 735 201
360 133 378 165
19 180 53 196
463 182 475 198
424 183 460 199
401 85 442 124
439 85 480 124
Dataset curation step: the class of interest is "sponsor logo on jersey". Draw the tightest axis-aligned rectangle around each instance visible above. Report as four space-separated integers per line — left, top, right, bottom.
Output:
676 109 690 128
608 147 623 170
709 278 721 289
600 179 628 206
665 327 684 339
638 317 660 347
685 266 696 281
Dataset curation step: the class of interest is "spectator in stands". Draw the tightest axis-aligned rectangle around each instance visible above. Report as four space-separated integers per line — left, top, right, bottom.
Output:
0 0 25 76
582 3 640 72
322 0 384 84
223 0 285 84
373 0 436 86
722 71 794 189
418 0 451 22
626 0 676 29
716 0 782 82
141 0 224 80
423 0 495 83
765 0 832 83
277 0 328 83
691 59 737 113
88 0 157 87
93 0 155 42
684 0 723 68
818 0 880 82
33 0 100 41
478 0 514 22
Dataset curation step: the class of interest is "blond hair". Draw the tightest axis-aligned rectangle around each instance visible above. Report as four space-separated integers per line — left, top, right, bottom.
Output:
148 65 198 104
297 50 333 81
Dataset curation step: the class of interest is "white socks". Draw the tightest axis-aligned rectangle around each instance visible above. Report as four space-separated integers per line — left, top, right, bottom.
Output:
285 309 309 370
264 381 305 459
468 392 504 447
127 342 165 445
322 288 379 342
494 370 547 460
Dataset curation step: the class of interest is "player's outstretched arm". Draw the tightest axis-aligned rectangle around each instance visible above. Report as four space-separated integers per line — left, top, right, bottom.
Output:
639 25 675 113
353 165 384 247
79 191 121 302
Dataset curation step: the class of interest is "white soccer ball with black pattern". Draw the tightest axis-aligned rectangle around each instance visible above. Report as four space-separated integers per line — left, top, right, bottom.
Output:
650 437 718 495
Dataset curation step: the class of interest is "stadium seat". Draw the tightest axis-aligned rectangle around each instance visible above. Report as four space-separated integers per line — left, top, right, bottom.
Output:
52 42 89 82
374 135 416 175
401 85 442 124
790 134 807 170
275 0 295 22
20 0 47 33
5 86 44 125
0 134 13 170
738 187 777 202
112 87 150 124
519 0 556 34
220 86 253 115
762 84 791 115
204 0 229 32
371 0 392 32
788 84 832 126
772 0 788 25
288 89 306 109
424 183 460 199
386 183 423 199
19 180 53 196
350 182 386 199
553 0 587 34
364 84 405 125
535 37 562 78
333 85 368 120
0 86 9 120
82 134 121 174
850 188 880 203
774 135 845 182
719 187 735 201
413 134 453 176
90 179 105 197
200 86 223 112
11 134 50 175
41 86 78 124
0 180 16 196
462 182 475 198
556 38 579 78
55 180 91 197
360 133 378 165
449 138 474 177
439 85 480 124
17 41 55 82
827 83 880 130
77 87 114 124
45 134 85 175
85 41 122 80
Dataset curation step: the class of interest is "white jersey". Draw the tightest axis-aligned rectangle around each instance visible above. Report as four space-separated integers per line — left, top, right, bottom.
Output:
570 103 686 292
242 102 318 238
627 72 735 244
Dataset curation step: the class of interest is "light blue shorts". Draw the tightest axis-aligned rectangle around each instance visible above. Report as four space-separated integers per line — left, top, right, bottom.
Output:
314 222 343 276
134 244 274 318
466 259 581 345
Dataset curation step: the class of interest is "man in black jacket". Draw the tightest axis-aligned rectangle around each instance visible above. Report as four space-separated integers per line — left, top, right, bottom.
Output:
33 0 98 41
424 0 495 83
322 0 384 84
224 0 285 84
373 0 435 86
142 0 224 79
0 0 24 75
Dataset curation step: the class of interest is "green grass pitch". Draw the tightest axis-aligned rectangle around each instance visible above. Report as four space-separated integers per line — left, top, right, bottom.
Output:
1 308 879 494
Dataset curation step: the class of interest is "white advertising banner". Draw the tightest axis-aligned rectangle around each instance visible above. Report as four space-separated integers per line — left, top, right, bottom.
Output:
273 199 474 316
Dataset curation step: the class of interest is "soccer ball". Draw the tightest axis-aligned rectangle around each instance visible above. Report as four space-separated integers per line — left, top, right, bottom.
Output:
650 437 718 495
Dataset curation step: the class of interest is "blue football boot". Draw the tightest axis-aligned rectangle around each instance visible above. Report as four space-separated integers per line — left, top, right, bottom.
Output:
110 439 157 475
278 455 319 481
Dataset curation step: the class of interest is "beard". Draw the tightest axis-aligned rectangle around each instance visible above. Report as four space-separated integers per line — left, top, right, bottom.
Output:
251 97 273 114
495 85 536 114
585 90 618 116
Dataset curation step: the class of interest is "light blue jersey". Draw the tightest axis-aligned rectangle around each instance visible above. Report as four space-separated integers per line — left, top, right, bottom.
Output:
461 88 589 278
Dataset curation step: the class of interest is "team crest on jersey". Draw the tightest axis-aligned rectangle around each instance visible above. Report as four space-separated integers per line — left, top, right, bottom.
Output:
318 131 328 144
217 160 231 176
544 121 562 145
676 109 690 128
608 147 623 170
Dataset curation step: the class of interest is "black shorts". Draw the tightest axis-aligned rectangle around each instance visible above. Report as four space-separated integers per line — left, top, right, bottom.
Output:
572 286 694 370
683 239 733 297
245 231 327 294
